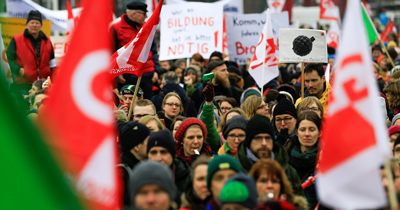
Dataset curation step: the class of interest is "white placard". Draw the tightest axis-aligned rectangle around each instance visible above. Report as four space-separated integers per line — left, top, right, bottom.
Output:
159 3 223 60
165 0 243 14
279 29 327 63
226 12 289 65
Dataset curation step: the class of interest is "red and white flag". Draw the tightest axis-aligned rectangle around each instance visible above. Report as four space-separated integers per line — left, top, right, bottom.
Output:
362 0 372 16
39 0 120 209
110 0 164 78
326 20 340 49
248 9 279 87
317 0 391 208
145 0 158 20
320 0 339 22
267 0 285 13
381 20 394 42
66 0 77 36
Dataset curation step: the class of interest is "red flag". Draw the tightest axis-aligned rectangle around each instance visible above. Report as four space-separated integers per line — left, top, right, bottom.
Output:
320 0 339 22
110 0 164 78
282 0 293 21
66 0 75 36
381 20 394 42
39 0 120 209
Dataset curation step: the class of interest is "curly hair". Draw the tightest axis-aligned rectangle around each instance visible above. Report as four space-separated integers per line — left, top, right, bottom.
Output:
384 79 400 110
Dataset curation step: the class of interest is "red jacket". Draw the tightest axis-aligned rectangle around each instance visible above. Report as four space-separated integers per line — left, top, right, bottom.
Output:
14 33 52 84
111 14 155 73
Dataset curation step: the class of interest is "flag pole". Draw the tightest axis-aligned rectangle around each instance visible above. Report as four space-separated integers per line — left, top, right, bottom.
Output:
127 77 142 120
361 3 395 68
384 160 398 209
301 62 305 99
261 61 265 95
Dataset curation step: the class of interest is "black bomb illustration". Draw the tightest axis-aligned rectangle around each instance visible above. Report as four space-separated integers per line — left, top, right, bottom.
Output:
292 35 315 56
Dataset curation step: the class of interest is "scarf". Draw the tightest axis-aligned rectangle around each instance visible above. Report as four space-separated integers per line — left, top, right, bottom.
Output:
246 147 275 163
290 143 318 172
176 142 213 165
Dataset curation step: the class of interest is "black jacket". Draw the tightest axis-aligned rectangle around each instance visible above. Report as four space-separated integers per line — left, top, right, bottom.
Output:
173 157 192 207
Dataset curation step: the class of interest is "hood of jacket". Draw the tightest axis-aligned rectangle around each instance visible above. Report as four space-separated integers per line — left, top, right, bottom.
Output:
162 83 188 101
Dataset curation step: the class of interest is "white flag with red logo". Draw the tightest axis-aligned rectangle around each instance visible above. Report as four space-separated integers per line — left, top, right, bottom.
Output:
110 0 164 78
320 0 339 22
38 0 120 209
317 0 391 208
248 9 279 87
267 0 285 13
326 20 340 49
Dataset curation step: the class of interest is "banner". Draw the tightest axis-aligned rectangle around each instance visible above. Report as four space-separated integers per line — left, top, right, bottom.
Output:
165 0 243 14
51 36 68 58
159 2 223 60
6 0 81 32
226 12 289 65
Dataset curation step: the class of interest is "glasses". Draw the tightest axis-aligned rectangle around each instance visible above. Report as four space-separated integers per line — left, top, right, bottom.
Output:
133 114 155 119
275 117 293 124
257 104 267 110
227 134 245 141
221 107 232 111
253 136 272 143
165 103 180 108
300 107 320 112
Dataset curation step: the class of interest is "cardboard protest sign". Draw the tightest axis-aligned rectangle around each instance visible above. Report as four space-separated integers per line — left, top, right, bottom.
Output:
51 36 69 58
226 12 289 65
279 29 327 63
159 3 223 60
0 17 51 50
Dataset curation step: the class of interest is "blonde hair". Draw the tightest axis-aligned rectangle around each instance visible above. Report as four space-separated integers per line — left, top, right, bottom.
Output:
297 96 324 117
139 115 165 131
217 108 247 133
162 92 182 106
241 96 263 120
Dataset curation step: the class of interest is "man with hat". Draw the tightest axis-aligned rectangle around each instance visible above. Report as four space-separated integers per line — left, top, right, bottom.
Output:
147 129 191 206
119 84 144 116
110 1 160 99
6 10 56 93
234 114 304 196
273 98 298 150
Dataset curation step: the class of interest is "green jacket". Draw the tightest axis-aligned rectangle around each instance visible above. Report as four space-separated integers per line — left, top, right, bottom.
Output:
234 141 305 197
201 103 220 154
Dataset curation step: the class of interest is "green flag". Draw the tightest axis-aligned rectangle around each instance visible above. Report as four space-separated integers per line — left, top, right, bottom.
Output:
0 79 84 210
362 4 379 44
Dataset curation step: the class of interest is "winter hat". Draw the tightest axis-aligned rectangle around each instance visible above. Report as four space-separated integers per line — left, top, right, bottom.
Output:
130 161 174 202
206 155 241 189
147 129 176 158
121 84 144 97
273 98 297 119
209 51 223 61
206 60 226 73
175 118 207 144
254 200 296 210
388 48 398 60
392 113 400 126
126 1 148 12
227 66 242 76
27 10 42 25
220 174 258 209
223 115 248 139
119 121 150 151
278 84 298 102
240 88 262 104
388 41 397 50
388 125 400 136
245 114 275 147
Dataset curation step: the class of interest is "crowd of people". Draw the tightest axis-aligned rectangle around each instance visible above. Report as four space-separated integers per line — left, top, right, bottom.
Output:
5 1 400 210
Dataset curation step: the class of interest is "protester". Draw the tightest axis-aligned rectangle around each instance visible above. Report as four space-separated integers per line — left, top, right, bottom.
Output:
394 135 400 158
289 111 321 209
253 200 297 210
295 63 331 114
373 62 385 93
139 115 165 132
241 96 269 119
171 116 187 139
392 113 400 126
217 108 247 145
110 1 160 99
28 78 45 101
234 114 304 196
264 89 279 104
147 129 191 206
278 84 298 104
127 161 175 210
372 45 383 63
157 92 184 130
27 89 47 120
209 51 223 61
175 59 187 71
219 173 258 210
273 98 298 150
175 68 184 81
296 96 324 118
240 88 262 105
184 65 203 97
180 156 211 210
120 85 144 116
191 53 206 75
389 125 400 150
206 155 242 210
219 98 239 116
132 99 156 121
219 115 248 157
175 118 213 164
383 78 400 121
160 60 173 71
6 10 56 93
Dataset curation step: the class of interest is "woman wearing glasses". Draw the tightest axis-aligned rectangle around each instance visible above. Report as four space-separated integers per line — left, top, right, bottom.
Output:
272 98 298 151
241 96 269 120
296 96 324 118
158 92 182 130
218 115 248 157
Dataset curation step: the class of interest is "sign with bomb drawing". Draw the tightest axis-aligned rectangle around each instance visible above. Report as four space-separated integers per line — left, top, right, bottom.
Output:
279 29 327 63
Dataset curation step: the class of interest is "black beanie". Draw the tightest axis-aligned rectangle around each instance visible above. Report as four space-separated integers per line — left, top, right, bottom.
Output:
119 121 150 151
27 10 42 25
273 98 297 119
245 114 275 147
147 129 176 157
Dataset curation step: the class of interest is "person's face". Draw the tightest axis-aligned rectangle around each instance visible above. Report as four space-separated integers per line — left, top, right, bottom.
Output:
250 133 273 159
386 91 394 108
395 144 400 158
390 133 400 150
305 70 325 97
122 94 140 108
395 119 400 126
210 169 237 202
178 62 186 70
148 146 173 166
163 96 181 119
133 105 155 121
297 120 319 149
191 59 204 68
256 172 281 199
29 85 38 98
222 203 250 210
130 10 147 25
134 185 170 210
193 164 210 200
175 68 183 79
255 100 269 117
226 112 239 122
160 61 171 70
328 58 334 67
172 120 182 140
275 114 297 135
210 56 222 61
380 56 389 70
26 20 42 36
136 137 149 160
226 128 246 150
188 72 197 84
213 64 229 83
300 102 322 118
32 94 47 110
146 120 160 132
220 101 233 115
373 65 380 79
373 50 382 61
182 127 204 156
